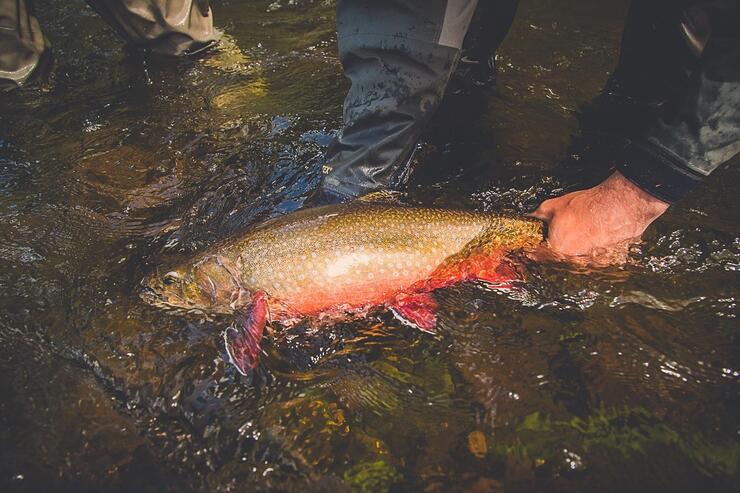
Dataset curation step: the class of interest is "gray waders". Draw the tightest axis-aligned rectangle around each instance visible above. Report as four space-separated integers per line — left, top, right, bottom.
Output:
320 0 739 204
0 0 219 88
322 0 497 201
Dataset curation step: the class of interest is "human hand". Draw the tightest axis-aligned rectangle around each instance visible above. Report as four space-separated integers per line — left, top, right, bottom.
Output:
530 171 669 264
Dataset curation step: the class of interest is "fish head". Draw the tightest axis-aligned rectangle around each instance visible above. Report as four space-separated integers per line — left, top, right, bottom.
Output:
141 257 243 313
141 267 209 311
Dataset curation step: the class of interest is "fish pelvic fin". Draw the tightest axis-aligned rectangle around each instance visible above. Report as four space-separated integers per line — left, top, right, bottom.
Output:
224 291 269 375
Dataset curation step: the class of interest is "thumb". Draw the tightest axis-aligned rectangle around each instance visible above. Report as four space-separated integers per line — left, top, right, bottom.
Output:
529 199 555 222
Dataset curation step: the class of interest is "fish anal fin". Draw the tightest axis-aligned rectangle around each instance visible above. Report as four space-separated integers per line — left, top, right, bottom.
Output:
476 258 523 289
389 291 439 334
224 291 269 375
461 255 523 290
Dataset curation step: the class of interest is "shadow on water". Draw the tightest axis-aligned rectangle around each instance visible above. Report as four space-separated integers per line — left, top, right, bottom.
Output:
0 0 738 492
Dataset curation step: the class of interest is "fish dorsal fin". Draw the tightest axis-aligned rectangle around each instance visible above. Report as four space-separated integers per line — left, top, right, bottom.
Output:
356 190 405 204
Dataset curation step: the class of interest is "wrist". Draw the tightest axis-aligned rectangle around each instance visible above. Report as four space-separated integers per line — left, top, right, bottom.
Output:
601 171 670 224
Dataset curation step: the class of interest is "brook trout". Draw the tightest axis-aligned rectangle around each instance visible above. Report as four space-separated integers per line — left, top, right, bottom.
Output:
142 198 543 374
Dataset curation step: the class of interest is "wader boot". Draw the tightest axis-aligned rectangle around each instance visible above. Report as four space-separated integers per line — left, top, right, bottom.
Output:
0 0 219 89
0 0 49 88
86 0 219 56
445 0 519 103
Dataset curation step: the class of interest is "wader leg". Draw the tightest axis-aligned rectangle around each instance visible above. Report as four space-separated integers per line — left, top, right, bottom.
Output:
456 0 518 88
0 0 50 88
430 0 518 147
87 0 220 56
321 0 480 200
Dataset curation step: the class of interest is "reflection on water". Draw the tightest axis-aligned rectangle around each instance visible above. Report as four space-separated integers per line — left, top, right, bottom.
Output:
1 0 738 492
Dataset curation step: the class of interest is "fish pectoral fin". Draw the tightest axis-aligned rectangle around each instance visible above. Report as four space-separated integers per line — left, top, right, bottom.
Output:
389 291 439 334
224 291 269 375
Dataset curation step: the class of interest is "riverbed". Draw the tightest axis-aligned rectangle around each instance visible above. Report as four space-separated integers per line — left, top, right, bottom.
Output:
1 1 738 491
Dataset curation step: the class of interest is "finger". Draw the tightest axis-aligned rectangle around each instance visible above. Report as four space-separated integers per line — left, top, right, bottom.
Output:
527 207 551 222
529 199 555 221
527 211 545 221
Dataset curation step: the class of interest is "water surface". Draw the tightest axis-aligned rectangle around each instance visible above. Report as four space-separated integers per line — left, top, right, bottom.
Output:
1 1 738 491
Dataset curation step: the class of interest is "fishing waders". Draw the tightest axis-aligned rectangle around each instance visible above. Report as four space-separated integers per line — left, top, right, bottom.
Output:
0 0 219 89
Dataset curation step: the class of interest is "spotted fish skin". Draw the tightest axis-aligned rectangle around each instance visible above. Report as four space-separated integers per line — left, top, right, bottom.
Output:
144 202 541 327
143 202 542 372
234 203 506 313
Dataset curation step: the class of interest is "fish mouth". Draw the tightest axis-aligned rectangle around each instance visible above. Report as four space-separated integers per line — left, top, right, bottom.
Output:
139 276 212 315
139 274 175 308
139 285 189 313
139 283 169 308
139 284 213 318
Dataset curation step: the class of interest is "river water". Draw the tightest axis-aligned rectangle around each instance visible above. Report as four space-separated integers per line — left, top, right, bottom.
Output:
1 1 738 492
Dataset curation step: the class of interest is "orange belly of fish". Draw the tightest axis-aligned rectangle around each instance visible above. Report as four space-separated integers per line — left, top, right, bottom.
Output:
274 267 430 316
263 251 516 318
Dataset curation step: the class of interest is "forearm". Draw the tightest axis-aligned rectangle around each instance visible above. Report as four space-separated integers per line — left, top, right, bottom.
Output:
616 0 740 203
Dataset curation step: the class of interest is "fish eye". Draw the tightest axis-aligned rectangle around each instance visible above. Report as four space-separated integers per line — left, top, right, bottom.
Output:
163 272 181 285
